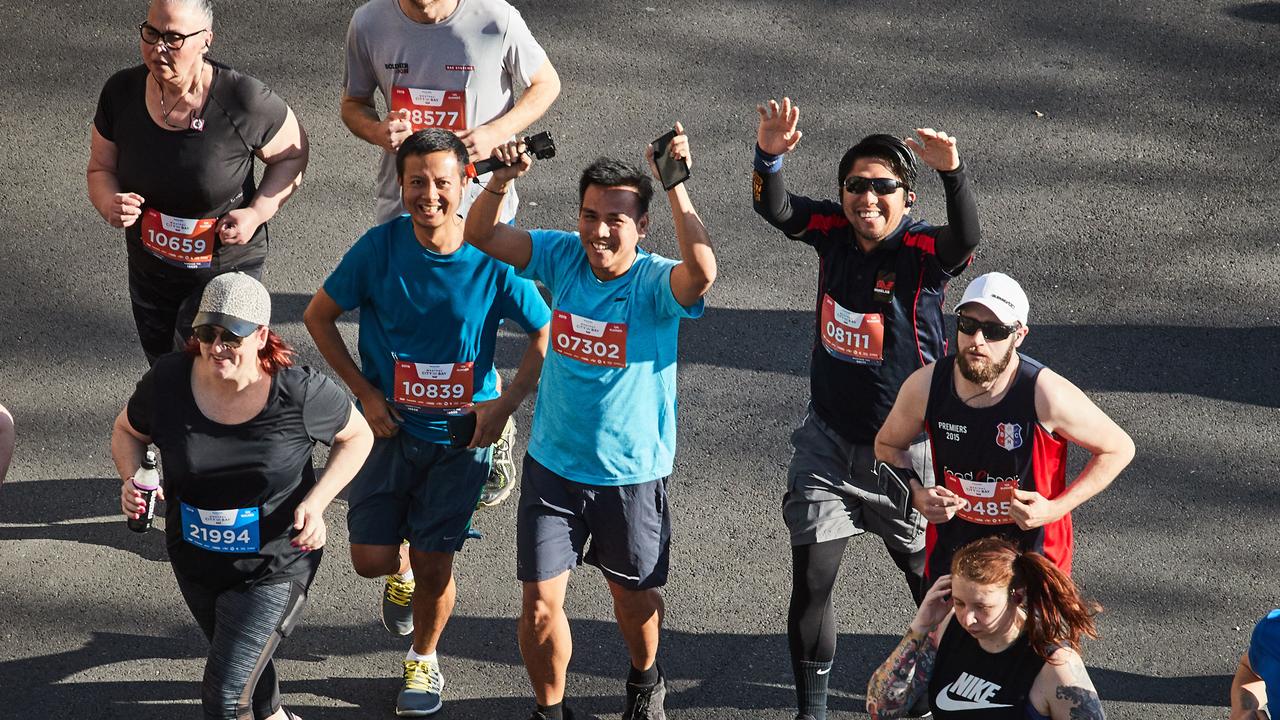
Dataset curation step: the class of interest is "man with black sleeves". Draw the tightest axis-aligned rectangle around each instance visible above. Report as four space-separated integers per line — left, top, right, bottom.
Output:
751 96 982 720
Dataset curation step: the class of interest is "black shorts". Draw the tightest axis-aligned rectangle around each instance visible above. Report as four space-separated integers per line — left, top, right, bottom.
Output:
516 453 671 591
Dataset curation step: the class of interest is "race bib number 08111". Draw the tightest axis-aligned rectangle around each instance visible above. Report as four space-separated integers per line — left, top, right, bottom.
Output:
140 209 216 268
393 360 474 412
551 310 627 368
390 87 468 132
820 294 884 365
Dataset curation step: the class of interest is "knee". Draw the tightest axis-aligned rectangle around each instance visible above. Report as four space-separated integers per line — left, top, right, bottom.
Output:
610 585 663 619
521 592 563 631
350 546 399 578
200 676 242 720
409 553 454 595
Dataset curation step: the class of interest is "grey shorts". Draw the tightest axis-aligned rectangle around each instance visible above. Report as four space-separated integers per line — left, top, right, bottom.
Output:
782 408 933 552
346 432 491 553
516 453 671 591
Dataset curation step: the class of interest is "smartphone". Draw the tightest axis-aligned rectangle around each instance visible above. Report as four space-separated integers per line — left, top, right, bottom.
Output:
651 129 691 190
875 461 916 523
447 413 477 448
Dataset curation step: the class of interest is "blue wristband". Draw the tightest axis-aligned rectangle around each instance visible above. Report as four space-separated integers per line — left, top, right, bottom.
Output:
753 145 784 174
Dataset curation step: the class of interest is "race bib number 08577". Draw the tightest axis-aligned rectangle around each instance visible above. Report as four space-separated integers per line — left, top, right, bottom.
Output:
390 87 468 132
551 310 627 368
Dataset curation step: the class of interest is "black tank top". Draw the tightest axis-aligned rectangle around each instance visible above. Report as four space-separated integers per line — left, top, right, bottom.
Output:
923 354 1071 582
928 617 1046 718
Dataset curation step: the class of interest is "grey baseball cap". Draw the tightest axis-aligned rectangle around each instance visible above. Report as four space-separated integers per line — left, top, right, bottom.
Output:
192 272 271 337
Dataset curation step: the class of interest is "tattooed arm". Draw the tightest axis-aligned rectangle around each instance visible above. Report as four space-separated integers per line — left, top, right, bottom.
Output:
1231 653 1268 720
1036 649 1105 720
867 576 953 719
866 627 939 719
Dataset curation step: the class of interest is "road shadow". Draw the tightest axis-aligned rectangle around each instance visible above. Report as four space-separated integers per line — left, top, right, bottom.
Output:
1228 2 1280 23
0 616 1229 716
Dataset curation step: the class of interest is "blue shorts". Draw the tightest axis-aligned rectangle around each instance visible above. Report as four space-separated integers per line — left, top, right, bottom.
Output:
346 432 491 553
516 453 671 590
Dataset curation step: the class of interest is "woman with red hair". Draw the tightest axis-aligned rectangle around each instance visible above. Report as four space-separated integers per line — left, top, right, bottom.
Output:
867 536 1105 719
110 272 372 720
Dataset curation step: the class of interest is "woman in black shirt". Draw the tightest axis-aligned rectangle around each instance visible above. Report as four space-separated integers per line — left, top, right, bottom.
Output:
87 0 308 364
866 537 1105 719
111 273 372 720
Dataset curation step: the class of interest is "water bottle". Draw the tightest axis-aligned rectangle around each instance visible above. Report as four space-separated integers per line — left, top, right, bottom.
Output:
127 451 161 533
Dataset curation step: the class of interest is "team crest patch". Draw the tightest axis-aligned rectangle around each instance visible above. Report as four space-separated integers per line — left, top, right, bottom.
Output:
995 422 1023 451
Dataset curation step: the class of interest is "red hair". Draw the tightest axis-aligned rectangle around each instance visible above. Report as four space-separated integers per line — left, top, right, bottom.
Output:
184 328 296 374
951 537 1100 662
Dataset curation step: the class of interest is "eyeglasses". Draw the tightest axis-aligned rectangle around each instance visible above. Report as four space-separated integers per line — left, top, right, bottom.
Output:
842 177 905 196
193 325 248 348
956 314 1019 341
138 22 208 50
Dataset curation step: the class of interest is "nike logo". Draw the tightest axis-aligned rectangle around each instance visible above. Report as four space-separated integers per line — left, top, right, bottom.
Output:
816 667 830 675
934 673 1013 712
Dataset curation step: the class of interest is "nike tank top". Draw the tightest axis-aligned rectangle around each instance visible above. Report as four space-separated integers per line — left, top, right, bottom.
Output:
928 617 1046 718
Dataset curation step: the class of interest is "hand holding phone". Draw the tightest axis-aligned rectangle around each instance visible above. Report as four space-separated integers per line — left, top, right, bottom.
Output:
650 124 691 191
447 413 477 448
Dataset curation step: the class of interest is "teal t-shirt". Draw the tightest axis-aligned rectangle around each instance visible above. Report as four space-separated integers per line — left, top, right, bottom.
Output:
518 229 704 485
324 216 550 443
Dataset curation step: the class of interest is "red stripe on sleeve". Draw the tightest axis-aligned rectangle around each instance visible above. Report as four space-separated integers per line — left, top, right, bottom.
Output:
904 231 936 255
806 213 850 234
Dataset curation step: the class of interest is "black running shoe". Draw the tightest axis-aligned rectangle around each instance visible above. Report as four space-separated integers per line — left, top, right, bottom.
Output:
621 670 667 720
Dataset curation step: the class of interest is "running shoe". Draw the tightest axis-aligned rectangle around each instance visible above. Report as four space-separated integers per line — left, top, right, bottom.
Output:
478 416 517 508
622 667 667 720
396 658 444 716
382 572 415 636
526 706 576 720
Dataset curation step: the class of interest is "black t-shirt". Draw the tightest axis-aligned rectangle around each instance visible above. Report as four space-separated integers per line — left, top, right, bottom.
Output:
929 617 1046 718
94 61 288 274
753 156 980 444
127 353 351 590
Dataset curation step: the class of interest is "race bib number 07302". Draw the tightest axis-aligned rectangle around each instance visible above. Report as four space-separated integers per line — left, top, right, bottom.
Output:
819 294 884 365
551 310 627 368
140 209 216 269
390 87 468 132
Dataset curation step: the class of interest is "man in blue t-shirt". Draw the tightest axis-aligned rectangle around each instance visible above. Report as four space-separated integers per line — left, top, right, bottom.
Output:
464 124 716 720
304 129 550 717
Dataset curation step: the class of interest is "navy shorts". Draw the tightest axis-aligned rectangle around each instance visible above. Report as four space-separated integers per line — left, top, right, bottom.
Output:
516 454 671 590
347 431 491 553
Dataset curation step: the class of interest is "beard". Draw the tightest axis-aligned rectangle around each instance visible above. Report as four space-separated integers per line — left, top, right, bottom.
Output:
957 340 1017 384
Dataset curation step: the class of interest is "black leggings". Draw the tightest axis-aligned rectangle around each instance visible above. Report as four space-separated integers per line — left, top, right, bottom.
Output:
176 574 308 720
787 538 925 664
128 261 264 365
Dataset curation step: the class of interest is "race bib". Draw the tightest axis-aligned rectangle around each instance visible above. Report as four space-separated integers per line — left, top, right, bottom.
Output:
943 469 1019 526
551 310 627 368
140 209 216 268
390 86 468 132
393 360 474 412
180 502 260 553
820 294 884 364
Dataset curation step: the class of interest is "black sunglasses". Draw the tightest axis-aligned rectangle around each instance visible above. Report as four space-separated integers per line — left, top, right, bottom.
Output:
842 177 905 196
193 325 248 348
139 22 207 50
956 314 1019 341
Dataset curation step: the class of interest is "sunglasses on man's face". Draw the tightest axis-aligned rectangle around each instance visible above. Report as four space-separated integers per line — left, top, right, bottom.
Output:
956 314 1019 341
193 325 248 348
842 177 905 196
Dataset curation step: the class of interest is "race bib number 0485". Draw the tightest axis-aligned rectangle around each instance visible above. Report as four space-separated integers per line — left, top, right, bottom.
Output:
551 310 627 368
140 209 216 268
820 294 884 365
390 87 468 132
393 360 474 412
943 470 1019 526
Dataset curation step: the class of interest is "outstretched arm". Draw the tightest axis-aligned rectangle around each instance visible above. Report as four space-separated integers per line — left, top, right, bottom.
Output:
906 128 979 271
751 97 814 236
648 123 716 307
464 141 535 270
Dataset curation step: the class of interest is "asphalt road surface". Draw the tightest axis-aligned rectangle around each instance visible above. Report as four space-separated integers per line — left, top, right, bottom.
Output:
1 0 1278 718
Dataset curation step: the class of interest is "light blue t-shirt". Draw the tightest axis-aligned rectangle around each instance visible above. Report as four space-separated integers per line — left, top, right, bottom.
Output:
518 229 704 485
324 216 550 443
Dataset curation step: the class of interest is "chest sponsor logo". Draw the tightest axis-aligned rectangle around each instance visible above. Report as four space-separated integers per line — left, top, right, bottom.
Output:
385 63 409 73
873 270 895 303
935 671 1013 712
937 421 967 442
445 64 476 71
995 422 1024 451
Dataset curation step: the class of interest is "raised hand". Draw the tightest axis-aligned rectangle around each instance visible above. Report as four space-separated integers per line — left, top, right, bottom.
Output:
756 97 803 156
905 128 960 172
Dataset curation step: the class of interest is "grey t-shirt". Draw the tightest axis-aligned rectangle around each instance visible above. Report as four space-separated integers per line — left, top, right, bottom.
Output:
344 0 549 224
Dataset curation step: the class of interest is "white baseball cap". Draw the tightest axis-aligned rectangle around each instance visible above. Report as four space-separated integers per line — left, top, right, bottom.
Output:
955 272 1029 325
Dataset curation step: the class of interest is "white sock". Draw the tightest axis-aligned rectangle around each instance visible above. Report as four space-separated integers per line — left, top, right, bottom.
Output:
406 648 437 662
397 568 414 581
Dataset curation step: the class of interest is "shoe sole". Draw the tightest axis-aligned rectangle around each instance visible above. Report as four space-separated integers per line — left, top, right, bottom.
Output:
382 618 414 636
